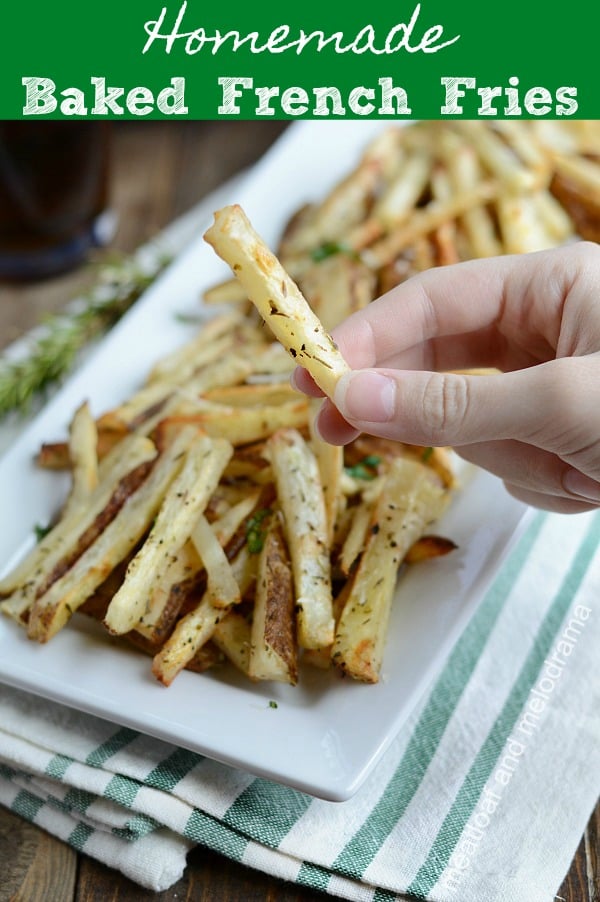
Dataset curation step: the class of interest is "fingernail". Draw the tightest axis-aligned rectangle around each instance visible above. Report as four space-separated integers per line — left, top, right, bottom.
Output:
335 371 396 423
563 469 600 502
312 409 325 442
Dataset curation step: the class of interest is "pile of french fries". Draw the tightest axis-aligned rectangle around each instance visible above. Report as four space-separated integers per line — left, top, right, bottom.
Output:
2 120 598 686
204 120 600 327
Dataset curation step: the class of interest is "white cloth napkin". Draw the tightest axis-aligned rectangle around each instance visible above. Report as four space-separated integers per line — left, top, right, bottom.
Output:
0 509 598 900
1 165 599 901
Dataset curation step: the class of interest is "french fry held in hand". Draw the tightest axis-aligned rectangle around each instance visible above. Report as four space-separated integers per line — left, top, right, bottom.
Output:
203 204 350 398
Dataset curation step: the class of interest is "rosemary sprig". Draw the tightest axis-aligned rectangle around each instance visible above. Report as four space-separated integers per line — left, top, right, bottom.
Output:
0 251 171 419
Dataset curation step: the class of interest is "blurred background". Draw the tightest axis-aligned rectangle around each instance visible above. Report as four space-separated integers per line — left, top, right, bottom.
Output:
0 121 288 348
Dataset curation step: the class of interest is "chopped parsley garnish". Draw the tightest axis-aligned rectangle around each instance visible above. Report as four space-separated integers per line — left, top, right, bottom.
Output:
268 700 278 709
173 311 204 325
311 240 357 263
344 455 382 481
421 447 434 462
361 454 382 468
34 522 52 542
245 508 273 554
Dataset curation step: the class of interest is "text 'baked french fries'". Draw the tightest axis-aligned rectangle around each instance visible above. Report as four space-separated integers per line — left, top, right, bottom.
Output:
4 120 597 687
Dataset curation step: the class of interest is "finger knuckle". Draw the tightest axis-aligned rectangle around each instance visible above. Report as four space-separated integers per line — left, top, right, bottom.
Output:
422 373 469 444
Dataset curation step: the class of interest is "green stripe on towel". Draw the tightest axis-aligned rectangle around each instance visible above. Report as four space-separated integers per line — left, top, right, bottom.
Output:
85 727 139 767
330 513 546 882
408 511 600 897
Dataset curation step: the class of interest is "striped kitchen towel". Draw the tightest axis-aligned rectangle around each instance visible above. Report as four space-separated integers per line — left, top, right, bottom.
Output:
0 508 598 901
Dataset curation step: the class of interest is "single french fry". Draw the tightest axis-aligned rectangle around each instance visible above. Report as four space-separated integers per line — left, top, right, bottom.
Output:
190 514 240 610
338 493 379 577
204 205 350 399
332 457 449 683
248 520 297 684
62 401 99 518
302 574 356 671
212 610 252 675
308 399 343 549
431 166 460 267
267 428 334 649
372 152 432 228
37 426 127 471
203 382 298 407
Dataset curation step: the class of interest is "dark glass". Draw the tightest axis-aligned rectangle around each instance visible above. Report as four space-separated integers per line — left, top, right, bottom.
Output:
0 122 112 281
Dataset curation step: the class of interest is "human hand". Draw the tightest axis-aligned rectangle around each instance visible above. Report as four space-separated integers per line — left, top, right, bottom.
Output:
293 243 600 513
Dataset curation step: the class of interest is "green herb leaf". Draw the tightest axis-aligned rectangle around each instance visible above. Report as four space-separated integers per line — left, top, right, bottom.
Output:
344 455 382 481
0 251 171 420
360 454 381 468
245 508 273 554
34 522 52 542
311 240 355 263
268 700 278 709
421 447 434 462
173 311 204 325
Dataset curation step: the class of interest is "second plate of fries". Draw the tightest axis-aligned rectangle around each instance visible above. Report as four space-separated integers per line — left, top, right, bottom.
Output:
1 116 587 799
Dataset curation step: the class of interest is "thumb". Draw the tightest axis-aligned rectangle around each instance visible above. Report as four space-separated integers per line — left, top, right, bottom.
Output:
331 359 596 452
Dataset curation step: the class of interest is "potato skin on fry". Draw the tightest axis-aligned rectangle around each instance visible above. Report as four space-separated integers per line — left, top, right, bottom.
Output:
405 535 458 564
249 521 297 685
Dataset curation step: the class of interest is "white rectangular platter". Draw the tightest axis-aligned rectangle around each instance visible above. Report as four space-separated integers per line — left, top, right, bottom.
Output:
0 122 530 801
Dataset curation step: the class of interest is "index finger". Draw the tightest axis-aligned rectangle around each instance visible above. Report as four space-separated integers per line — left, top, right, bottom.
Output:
318 246 581 375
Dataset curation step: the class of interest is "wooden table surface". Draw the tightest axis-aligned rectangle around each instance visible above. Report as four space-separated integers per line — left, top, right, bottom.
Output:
0 121 598 902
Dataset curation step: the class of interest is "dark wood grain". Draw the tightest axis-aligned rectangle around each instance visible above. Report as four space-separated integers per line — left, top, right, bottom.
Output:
0 805 77 902
75 845 329 902
0 121 288 348
0 121 597 902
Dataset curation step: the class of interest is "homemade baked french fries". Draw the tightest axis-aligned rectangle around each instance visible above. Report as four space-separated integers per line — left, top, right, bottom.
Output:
3 120 598 685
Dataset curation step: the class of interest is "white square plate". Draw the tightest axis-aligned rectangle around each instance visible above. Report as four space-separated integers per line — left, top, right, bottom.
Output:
0 122 530 801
